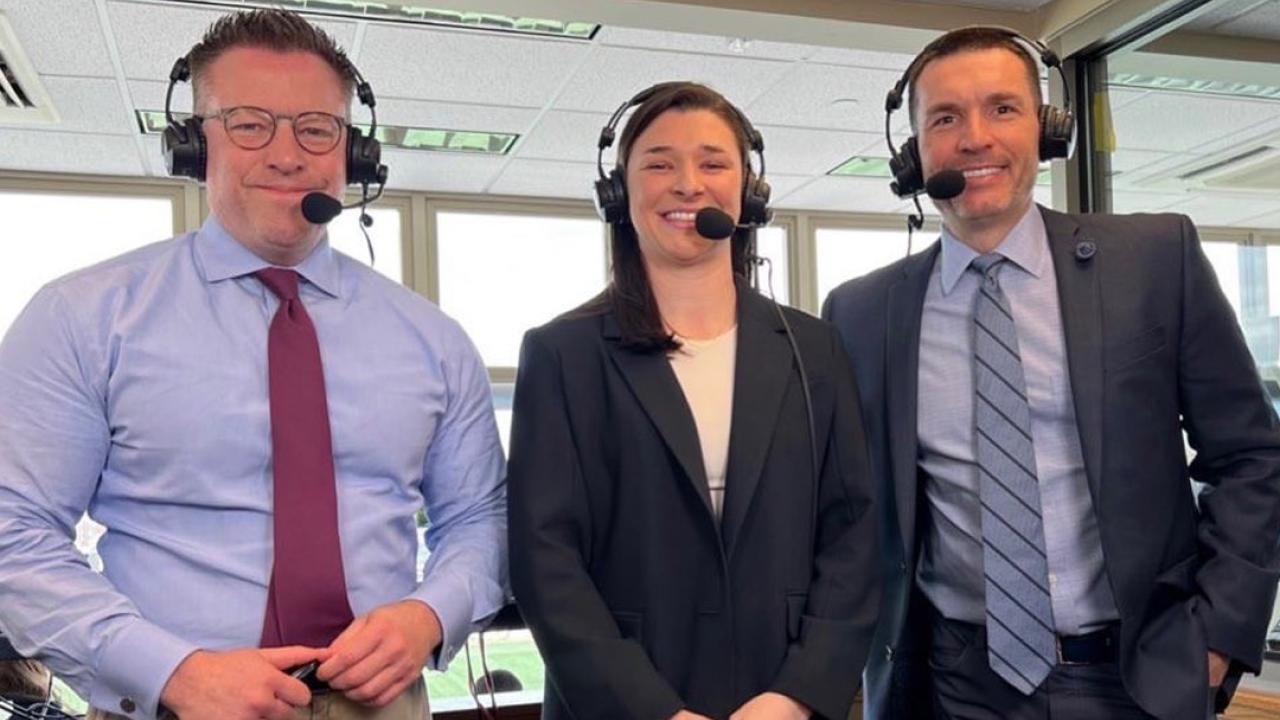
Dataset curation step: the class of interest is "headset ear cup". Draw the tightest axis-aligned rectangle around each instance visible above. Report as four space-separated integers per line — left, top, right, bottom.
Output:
345 126 386 186
741 172 772 227
162 117 207 181
593 169 630 225
889 136 924 198
1038 104 1075 161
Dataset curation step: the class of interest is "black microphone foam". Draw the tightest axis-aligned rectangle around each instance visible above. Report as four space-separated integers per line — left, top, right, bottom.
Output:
301 192 343 224
695 207 736 241
925 170 966 200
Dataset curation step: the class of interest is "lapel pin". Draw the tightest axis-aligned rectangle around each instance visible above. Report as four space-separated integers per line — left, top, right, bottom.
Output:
1075 241 1097 263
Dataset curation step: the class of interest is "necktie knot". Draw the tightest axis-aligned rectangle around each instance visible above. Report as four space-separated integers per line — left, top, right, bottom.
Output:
970 253 1006 289
256 268 301 301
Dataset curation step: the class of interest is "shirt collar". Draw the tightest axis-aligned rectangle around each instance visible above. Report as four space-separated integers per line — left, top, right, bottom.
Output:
938 203 1048 295
193 214 341 298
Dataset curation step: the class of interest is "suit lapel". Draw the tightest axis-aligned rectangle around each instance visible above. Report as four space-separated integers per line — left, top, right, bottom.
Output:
603 315 714 517
721 289 793 556
1043 208 1104 500
887 243 939 557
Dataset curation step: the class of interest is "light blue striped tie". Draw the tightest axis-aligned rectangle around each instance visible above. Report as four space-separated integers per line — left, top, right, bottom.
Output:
971 253 1056 694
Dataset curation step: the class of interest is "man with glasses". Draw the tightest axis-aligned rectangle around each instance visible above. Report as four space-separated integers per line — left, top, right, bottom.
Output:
0 10 505 720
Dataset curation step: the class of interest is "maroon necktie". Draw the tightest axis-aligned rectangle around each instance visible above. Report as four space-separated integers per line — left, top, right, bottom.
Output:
256 268 354 648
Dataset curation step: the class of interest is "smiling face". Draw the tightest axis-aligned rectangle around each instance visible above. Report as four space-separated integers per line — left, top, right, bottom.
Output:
913 46 1041 246
623 108 744 273
201 46 348 266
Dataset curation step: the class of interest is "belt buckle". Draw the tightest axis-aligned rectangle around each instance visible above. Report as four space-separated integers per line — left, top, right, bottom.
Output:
1055 635 1087 666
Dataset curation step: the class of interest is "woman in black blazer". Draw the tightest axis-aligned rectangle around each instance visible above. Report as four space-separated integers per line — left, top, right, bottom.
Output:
507 82 879 720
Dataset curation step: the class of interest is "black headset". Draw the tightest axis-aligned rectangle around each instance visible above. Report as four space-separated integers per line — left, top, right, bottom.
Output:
161 53 388 188
884 27 1075 199
593 83 772 228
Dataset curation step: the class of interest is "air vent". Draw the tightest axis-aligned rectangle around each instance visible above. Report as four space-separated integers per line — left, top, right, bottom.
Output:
0 13 58 124
1179 145 1280 193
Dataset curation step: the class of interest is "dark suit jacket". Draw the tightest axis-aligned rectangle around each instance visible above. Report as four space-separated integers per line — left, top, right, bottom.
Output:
508 288 879 720
822 207 1280 720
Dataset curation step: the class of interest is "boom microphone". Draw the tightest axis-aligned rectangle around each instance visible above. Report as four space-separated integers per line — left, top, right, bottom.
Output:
694 207 737 241
924 170 966 200
301 192 344 224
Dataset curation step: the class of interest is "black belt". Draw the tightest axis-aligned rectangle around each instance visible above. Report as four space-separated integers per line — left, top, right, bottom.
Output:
1056 623 1120 665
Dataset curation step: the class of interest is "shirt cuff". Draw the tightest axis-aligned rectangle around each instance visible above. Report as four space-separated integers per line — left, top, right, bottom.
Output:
409 583 474 671
89 618 199 720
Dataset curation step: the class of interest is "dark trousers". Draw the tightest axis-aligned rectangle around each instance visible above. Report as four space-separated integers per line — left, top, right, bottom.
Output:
929 612 1161 720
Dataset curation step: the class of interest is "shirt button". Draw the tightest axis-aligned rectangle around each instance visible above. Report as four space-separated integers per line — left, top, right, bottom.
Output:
119 697 137 713
885 645 895 662
1049 573 1058 586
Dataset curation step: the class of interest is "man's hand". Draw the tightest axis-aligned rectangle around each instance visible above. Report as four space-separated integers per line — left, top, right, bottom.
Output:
316 599 442 707
1208 650 1230 688
730 692 812 720
159 646 319 720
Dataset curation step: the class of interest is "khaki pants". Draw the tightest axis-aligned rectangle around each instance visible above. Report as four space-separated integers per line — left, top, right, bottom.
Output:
90 678 430 720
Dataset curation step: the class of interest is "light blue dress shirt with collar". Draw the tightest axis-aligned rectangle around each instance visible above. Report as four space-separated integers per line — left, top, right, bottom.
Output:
0 216 507 719
915 203 1119 636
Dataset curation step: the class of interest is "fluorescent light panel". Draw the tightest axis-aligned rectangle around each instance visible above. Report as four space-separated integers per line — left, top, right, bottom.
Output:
150 0 599 39
136 110 518 155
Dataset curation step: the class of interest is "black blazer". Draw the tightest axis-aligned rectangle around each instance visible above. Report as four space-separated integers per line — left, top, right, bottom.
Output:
823 207 1280 720
508 288 879 720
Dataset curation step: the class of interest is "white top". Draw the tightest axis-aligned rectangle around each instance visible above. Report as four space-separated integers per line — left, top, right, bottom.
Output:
668 326 738 519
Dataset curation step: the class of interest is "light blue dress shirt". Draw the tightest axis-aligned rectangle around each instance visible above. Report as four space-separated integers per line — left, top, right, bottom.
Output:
915 204 1119 636
0 216 507 718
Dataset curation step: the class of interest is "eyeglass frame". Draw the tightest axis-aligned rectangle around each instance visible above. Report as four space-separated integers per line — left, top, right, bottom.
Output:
197 105 350 155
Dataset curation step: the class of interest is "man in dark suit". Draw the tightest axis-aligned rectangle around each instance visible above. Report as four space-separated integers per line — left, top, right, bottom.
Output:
823 27 1280 720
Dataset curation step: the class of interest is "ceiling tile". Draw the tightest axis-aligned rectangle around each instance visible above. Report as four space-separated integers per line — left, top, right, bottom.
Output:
515 111 611 163
359 24 588 108
1172 193 1280 227
350 98 538 136
0 77 133 135
595 26 812 61
756 126 882 175
804 46 916 71
0 129 144 176
1214 2 1280 42
380 149 505 193
746 63 903 133
107 1 356 81
555 46 792 112
487 159 596 199
1109 91 1280 153
0 0 114 77
1110 189 1194 214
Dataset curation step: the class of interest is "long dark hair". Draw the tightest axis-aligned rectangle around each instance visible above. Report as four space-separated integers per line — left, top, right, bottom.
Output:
576 82 758 353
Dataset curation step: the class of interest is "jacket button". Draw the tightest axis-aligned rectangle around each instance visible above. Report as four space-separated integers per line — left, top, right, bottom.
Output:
885 645 895 662
120 697 137 713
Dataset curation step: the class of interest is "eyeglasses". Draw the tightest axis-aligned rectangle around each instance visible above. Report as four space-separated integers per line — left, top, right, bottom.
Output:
199 106 347 154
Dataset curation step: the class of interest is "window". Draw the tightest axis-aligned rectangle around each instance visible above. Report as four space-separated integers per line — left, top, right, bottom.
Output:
435 209 607 369
326 206 405 283
814 226 915 306
0 191 174 338
754 224 790 305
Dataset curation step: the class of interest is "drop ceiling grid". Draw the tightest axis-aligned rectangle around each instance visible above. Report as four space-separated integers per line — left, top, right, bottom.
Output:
552 45 793 113
0 128 145 176
356 22 590 108
0 0 115 78
746 63 905 134
0 77 134 135
1214 2 1280 41
106 0 357 80
1108 91 1280 153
